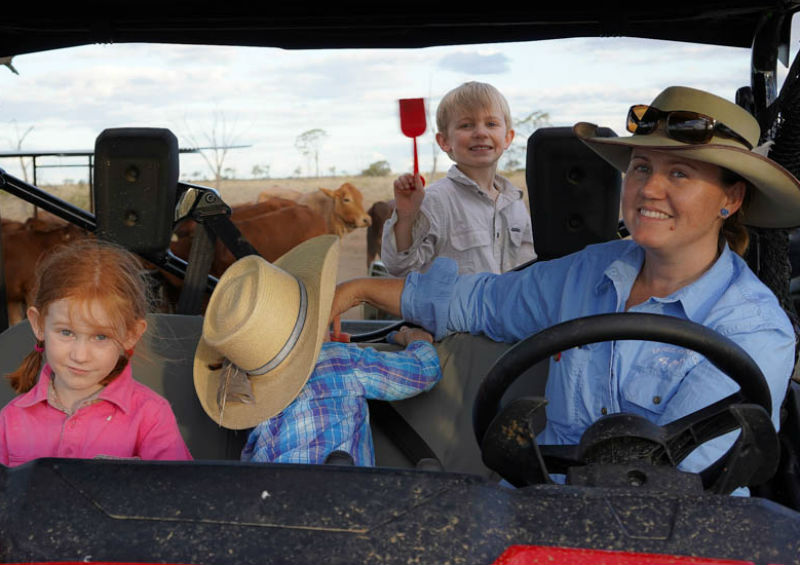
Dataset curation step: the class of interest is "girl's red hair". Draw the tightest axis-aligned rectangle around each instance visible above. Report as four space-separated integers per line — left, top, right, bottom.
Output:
6 238 151 393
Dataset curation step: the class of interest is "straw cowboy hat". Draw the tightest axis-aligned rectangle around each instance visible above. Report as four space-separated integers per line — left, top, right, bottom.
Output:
574 85 800 228
193 234 340 430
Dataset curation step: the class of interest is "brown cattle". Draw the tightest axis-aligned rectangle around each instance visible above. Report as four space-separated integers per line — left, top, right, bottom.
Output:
257 183 371 238
169 200 328 279
235 196 297 218
365 199 395 270
2 217 87 325
256 186 303 202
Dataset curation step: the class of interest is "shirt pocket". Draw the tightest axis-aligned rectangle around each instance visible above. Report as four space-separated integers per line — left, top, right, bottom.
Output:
545 345 596 439
619 346 697 419
451 228 491 251
450 228 491 272
507 223 532 248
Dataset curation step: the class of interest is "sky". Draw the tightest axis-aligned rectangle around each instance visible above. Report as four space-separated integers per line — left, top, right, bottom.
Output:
1 24 799 185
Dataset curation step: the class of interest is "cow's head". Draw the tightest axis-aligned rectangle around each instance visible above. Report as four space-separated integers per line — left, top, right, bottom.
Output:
320 183 371 230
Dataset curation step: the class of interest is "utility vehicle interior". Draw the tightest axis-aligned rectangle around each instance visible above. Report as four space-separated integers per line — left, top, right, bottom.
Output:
2 3 800 564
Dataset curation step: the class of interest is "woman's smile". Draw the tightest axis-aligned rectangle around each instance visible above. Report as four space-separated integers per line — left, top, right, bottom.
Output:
638 207 672 220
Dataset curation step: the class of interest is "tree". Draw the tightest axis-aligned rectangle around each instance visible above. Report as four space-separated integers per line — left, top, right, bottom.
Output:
6 120 34 183
361 160 391 177
295 128 328 177
251 164 271 179
180 110 246 188
503 110 550 171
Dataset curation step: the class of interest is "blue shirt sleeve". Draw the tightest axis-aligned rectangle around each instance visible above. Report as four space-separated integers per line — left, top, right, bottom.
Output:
401 255 570 342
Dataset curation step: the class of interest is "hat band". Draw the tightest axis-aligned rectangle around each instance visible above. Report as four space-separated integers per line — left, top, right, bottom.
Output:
246 278 308 376
215 278 308 416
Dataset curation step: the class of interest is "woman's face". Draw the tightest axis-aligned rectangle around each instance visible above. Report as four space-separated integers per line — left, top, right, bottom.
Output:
621 148 745 257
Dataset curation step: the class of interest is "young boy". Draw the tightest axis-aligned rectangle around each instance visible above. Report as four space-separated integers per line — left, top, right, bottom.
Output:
381 81 536 276
193 235 442 467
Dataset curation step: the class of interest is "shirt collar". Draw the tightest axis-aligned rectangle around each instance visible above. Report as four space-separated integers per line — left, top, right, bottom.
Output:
16 362 135 413
446 165 524 201
601 242 737 321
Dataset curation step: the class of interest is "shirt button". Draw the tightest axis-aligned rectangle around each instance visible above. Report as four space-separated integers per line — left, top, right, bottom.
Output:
601 407 608 415
653 396 662 405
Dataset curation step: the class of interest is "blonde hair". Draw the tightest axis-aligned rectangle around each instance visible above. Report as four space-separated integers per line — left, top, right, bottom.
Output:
436 81 512 133
7 238 152 393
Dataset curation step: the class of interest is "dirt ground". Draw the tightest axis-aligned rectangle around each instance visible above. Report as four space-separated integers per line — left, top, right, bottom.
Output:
0 170 528 319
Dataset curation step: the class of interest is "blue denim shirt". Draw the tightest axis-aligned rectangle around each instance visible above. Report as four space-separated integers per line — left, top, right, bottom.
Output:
401 239 795 477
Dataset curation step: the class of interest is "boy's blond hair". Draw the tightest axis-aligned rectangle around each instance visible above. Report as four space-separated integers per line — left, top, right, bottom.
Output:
435 81 512 133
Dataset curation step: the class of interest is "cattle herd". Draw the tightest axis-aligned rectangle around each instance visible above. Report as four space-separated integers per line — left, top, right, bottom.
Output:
0 183 397 323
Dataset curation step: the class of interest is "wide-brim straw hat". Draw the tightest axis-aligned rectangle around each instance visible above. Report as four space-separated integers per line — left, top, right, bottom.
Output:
193 234 339 430
574 85 800 228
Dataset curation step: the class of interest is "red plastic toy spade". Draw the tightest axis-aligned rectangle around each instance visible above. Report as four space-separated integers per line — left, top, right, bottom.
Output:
399 98 427 183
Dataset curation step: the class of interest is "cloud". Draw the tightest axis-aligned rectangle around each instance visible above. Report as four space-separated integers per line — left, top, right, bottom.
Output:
437 50 511 74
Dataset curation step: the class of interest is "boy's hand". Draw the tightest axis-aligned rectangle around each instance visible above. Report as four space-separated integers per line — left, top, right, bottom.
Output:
393 173 426 221
329 315 351 342
391 325 434 346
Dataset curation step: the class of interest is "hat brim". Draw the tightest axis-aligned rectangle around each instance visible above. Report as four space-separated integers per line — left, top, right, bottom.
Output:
574 122 800 229
193 234 340 430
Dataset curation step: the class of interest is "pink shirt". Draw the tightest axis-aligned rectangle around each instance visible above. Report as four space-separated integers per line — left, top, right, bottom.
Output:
0 364 192 466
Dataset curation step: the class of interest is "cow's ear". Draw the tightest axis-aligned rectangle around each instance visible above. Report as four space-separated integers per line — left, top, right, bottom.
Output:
319 187 335 199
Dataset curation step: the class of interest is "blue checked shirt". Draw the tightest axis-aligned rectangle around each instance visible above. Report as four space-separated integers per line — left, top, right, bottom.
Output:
241 339 442 466
401 239 795 481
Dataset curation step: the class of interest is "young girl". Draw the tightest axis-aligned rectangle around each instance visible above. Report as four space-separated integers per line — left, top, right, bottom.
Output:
0 238 192 466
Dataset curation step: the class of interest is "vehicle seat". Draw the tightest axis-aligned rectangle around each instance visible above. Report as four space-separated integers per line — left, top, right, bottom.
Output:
0 318 550 474
526 126 621 261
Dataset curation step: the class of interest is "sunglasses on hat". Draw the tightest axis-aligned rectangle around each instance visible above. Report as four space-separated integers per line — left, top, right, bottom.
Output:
626 104 753 150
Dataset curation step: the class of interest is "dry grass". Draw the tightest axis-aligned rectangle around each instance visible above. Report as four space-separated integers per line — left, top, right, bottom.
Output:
0 170 527 221
203 169 527 210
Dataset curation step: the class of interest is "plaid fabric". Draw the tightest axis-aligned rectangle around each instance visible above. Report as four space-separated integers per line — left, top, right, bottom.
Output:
241 340 441 466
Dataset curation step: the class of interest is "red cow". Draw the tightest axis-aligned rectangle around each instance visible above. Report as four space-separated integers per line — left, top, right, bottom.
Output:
365 199 395 270
258 183 371 238
2 217 87 325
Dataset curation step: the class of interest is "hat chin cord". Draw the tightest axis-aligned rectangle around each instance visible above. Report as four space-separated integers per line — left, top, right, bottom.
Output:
216 279 309 421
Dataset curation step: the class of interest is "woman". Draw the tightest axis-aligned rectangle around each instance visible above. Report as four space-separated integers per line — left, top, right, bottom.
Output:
331 86 800 482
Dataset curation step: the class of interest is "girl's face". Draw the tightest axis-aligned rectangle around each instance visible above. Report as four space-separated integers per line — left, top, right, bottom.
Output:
27 298 146 399
621 148 745 257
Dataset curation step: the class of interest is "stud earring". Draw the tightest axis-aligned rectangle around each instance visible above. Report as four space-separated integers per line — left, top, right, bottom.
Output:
34 341 44 353
720 208 730 218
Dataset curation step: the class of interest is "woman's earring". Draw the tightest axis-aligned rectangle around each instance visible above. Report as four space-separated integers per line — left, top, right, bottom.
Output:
720 208 730 218
34 341 44 353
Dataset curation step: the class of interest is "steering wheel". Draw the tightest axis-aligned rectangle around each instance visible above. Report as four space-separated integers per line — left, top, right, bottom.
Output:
472 313 780 494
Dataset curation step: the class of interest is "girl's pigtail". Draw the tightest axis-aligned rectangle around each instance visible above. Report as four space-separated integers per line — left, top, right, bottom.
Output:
6 341 44 393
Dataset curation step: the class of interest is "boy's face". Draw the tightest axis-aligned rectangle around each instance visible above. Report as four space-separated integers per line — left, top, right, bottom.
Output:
436 103 514 172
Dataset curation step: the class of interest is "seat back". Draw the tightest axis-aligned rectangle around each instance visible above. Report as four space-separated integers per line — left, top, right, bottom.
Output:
0 314 246 460
526 126 622 260
93 127 179 259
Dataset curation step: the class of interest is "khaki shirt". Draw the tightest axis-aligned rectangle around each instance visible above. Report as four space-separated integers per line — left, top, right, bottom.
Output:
382 165 536 276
